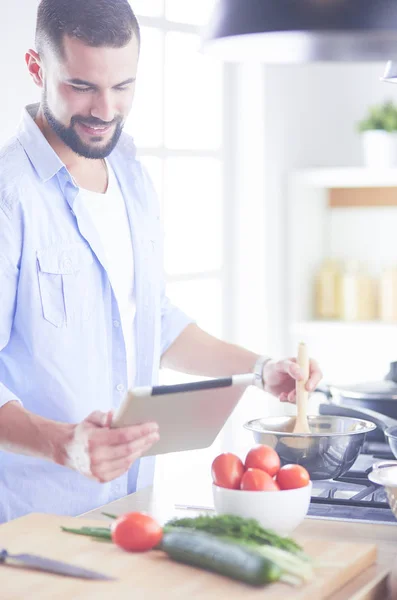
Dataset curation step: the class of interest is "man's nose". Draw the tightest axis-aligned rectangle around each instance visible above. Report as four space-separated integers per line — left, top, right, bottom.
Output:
90 91 115 123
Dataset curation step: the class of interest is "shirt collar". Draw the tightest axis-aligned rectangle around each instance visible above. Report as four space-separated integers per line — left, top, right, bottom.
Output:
17 103 137 182
17 103 65 182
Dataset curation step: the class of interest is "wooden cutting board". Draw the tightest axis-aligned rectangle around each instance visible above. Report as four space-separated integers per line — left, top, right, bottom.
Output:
0 513 379 599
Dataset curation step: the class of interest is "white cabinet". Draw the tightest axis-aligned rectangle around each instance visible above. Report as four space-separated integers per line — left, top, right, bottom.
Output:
287 168 397 384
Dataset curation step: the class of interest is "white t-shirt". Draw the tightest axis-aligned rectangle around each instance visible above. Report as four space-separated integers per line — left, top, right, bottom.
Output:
78 161 136 388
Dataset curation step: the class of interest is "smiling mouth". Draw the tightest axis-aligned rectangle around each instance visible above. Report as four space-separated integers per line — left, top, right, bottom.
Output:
77 122 113 137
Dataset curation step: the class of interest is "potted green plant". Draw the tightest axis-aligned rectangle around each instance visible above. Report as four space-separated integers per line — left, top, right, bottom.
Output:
357 100 397 167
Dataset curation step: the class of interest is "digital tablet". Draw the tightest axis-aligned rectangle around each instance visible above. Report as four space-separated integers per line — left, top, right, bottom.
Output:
111 373 255 456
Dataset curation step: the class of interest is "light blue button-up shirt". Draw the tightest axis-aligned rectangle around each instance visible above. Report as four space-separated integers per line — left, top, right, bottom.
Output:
0 104 193 523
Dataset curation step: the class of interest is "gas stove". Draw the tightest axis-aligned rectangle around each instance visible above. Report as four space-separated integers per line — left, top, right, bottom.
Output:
174 442 397 525
308 441 397 525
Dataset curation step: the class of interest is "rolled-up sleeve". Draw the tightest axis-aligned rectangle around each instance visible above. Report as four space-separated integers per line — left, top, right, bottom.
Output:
0 208 22 407
160 294 195 356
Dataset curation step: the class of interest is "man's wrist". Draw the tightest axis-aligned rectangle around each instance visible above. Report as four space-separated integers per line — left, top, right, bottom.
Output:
42 419 75 466
0 402 76 465
252 355 272 390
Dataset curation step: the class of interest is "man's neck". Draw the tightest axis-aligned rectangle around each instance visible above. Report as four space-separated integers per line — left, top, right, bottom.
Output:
34 106 108 193
34 106 83 173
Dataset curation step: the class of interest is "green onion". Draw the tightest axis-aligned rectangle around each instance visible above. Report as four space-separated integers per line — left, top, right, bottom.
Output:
61 526 112 540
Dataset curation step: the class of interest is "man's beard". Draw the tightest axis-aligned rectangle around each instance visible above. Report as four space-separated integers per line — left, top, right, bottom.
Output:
42 93 124 159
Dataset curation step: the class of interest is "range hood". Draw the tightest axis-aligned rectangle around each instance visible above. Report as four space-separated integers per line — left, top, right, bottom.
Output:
202 0 397 63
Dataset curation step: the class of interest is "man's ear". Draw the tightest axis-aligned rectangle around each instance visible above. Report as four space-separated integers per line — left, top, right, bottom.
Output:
25 49 44 88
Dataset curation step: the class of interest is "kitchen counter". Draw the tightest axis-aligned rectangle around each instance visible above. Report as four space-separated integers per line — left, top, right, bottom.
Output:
82 484 397 599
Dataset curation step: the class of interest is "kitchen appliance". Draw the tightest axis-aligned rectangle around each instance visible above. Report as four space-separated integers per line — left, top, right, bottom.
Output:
305 402 397 523
176 437 397 526
203 0 397 63
243 415 376 480
317 361 397 442
243 404 397 524
308 436 397 525
319 402 397 456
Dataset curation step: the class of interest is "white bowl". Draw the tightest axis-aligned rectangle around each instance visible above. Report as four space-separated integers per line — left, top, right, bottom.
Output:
212 481 312 536
368 460 397 520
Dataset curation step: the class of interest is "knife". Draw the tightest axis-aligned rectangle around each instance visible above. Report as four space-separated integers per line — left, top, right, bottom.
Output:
0 549 116 580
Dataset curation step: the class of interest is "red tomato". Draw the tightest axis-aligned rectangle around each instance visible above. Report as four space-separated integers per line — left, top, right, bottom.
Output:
276 464 310 490
240 468 280 491
111 512 163 552
211 453 245 489
244 445 281 477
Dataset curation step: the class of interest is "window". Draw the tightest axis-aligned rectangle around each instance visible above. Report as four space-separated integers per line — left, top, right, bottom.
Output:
128 1 231 494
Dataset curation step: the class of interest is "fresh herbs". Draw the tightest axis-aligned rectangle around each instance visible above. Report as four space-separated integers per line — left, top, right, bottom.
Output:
164 514 305 558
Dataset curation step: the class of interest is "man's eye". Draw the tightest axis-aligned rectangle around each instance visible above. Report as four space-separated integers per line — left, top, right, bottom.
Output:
72 86 92 93
114 86 129 92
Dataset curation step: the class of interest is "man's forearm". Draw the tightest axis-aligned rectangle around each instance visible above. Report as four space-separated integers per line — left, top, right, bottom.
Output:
0 401 74 465
161 323 261 377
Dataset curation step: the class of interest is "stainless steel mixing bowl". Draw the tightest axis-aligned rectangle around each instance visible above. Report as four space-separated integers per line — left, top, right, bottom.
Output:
244 415 376 480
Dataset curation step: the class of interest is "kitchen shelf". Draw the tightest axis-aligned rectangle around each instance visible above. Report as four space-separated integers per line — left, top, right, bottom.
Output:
290 167 397 189
292 320 397 333
286 167 397 381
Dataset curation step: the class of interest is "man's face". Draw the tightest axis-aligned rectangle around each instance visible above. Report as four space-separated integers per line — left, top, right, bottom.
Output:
39 35 139 158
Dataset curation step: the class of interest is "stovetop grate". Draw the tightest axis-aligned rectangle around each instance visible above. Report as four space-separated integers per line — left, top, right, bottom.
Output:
308 443 397 523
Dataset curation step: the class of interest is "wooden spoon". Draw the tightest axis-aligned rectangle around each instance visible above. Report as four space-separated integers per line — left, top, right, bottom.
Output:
293 342 311 434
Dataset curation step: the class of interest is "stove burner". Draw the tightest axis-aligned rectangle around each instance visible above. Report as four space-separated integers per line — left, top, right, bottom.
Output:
308 442 397 524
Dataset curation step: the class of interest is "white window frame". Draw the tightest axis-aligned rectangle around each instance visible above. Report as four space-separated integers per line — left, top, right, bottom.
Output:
135 11 237 343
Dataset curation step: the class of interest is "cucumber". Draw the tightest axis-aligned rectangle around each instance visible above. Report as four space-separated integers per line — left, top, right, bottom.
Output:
159 528 282 587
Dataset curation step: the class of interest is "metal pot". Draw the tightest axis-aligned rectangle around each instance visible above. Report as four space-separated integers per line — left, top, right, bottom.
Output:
243 415 376 480
319 401 397 457
317 361 397 442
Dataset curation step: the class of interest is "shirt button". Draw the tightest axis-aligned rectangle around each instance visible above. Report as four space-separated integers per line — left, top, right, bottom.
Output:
61 258 72 271
113 320 120 328
116 384 125 392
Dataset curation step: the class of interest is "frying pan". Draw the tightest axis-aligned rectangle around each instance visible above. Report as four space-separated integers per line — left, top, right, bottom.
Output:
315 362 397 442
318 402 397 458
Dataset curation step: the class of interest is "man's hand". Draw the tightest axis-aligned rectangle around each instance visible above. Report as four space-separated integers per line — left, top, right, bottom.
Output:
262 358 322 403
62 410 159 483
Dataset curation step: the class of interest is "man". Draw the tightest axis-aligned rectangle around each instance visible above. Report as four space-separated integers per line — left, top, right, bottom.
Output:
0 0 322 523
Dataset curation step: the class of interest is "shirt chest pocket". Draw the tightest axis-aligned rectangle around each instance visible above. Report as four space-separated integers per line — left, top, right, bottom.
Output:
36 243 97 327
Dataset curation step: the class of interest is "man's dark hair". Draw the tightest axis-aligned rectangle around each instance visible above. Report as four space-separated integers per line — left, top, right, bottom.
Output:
35 0 140 58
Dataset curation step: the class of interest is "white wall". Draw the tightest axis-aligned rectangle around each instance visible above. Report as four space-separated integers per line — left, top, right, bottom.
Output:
246 62 395 358
0 1 40 145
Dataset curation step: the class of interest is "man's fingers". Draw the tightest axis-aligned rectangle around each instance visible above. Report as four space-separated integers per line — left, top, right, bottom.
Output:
279 358 322 389
278 359 303 381
84 410 109 427
91 432 159 465
93 438 158 483
105 410 114 427
93 454 138 482
92 421 159 447
307 359 323 391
